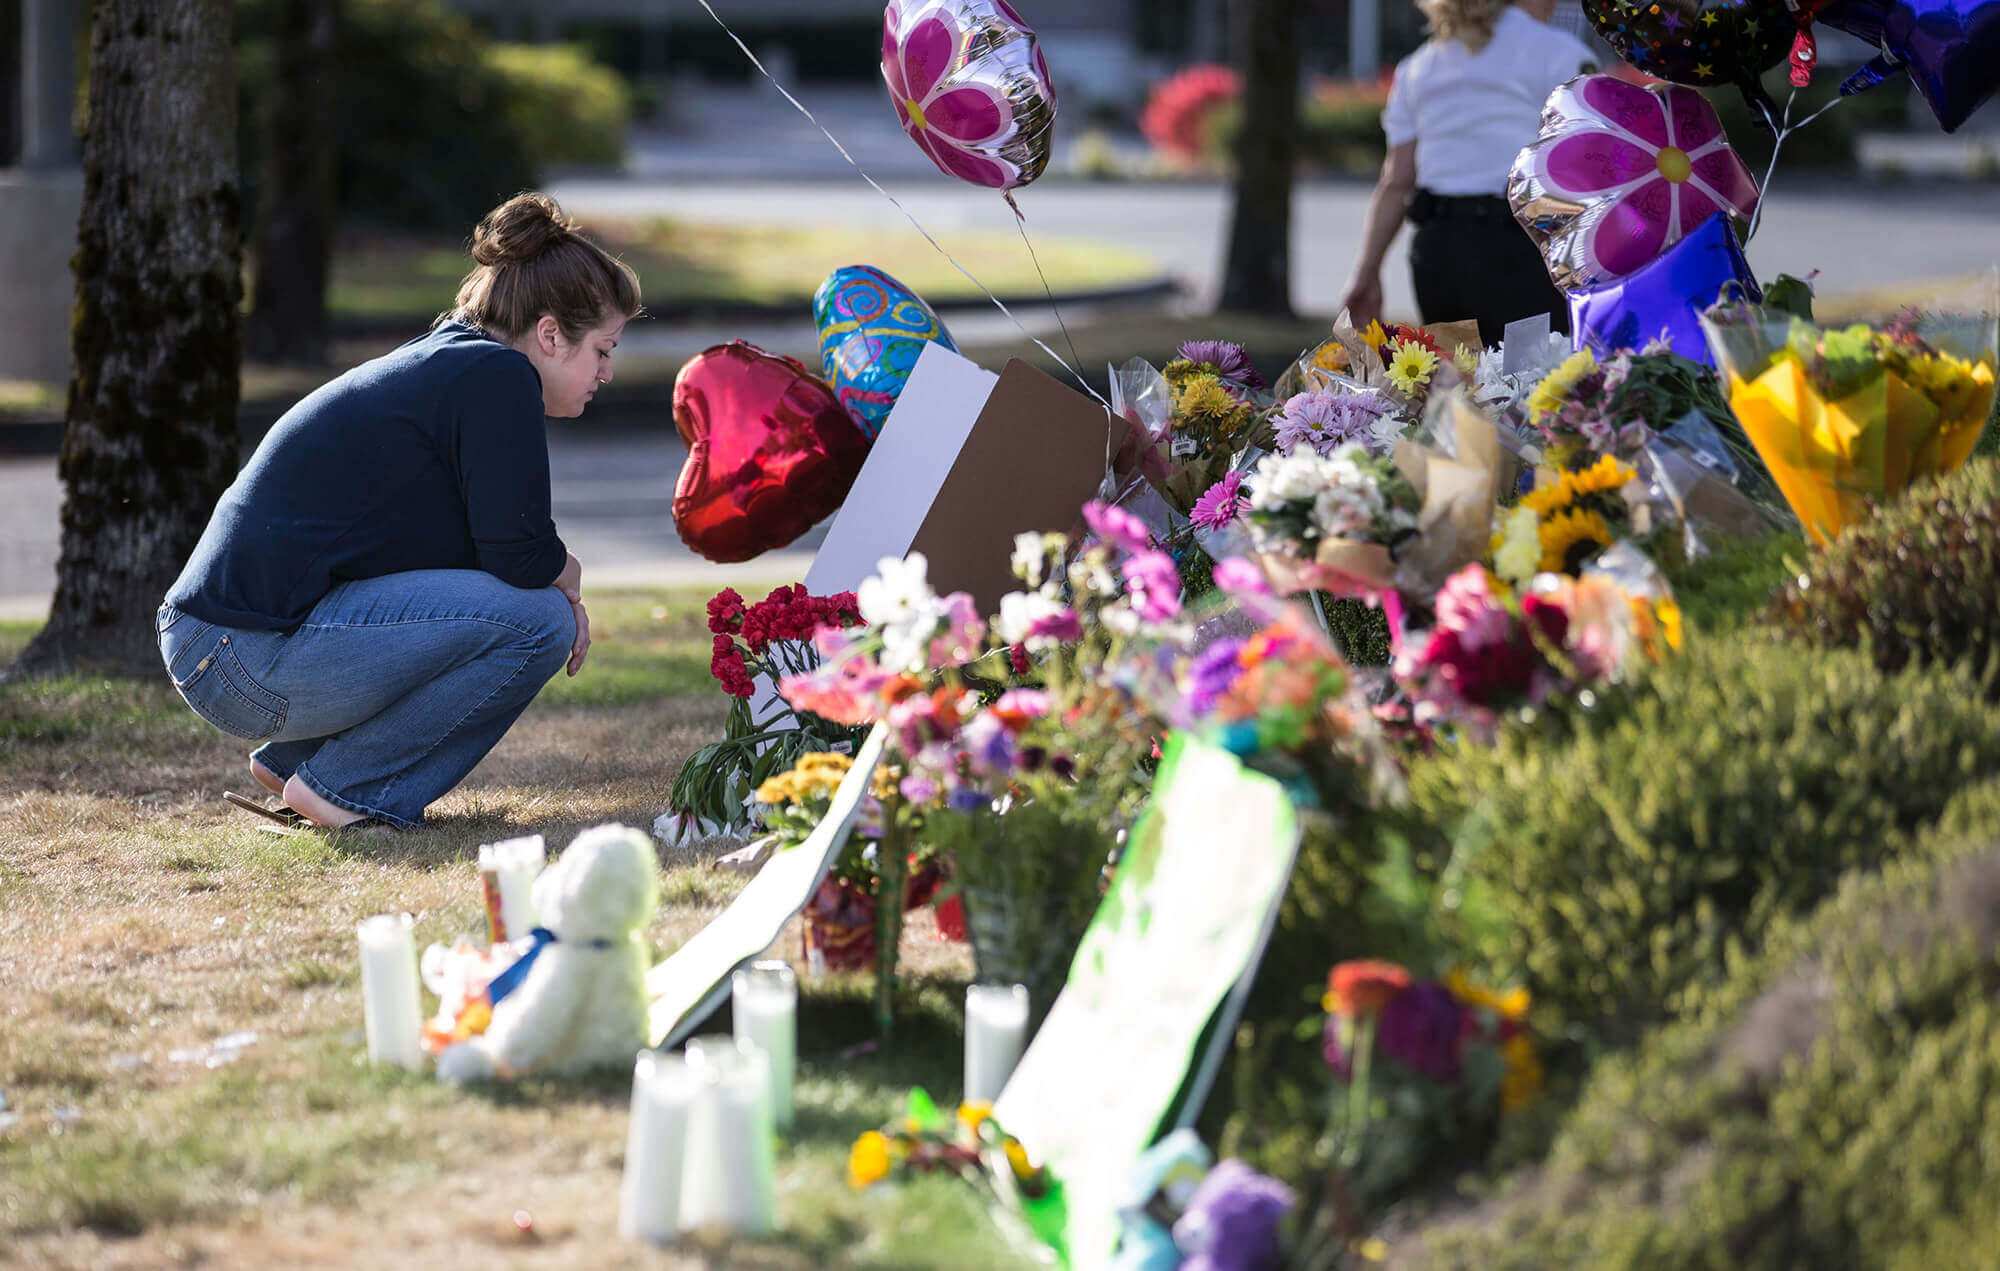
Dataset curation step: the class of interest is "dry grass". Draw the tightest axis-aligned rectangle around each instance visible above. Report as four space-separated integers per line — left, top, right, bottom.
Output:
0 590 1016 1270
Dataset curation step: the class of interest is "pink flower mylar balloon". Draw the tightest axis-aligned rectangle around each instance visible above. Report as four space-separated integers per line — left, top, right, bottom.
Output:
1509 74 1761 292
882 0 1058 191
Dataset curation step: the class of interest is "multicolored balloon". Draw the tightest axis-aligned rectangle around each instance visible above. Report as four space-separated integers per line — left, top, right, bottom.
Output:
1821 0 2000 132
672 342 870 564
813 265 959 440
1510 74 1761 292
1580 0 1794 91
881 0 1058 191
1570 211 1760 364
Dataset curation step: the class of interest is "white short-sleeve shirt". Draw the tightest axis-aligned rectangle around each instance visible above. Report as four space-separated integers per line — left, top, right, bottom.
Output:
1381 6 1597 196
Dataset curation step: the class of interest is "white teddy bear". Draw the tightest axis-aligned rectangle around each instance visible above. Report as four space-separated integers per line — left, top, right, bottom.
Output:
437 824 659 1083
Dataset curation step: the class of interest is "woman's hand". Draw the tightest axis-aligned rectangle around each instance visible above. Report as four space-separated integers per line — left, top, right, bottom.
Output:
1339 273 1385 334
566 594 591 677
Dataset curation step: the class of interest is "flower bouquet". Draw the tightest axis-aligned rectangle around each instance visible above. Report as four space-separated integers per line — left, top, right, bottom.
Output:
1392 553 1680 741
1110 339 1273 518
1275 317 1480 431
666 585 868 839
1700 304 1998 545
1489 452 1644 587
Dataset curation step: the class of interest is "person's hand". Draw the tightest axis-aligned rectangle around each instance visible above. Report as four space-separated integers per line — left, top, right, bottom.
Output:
554 552 583 604
1339 274 1384 334
566 594 591 676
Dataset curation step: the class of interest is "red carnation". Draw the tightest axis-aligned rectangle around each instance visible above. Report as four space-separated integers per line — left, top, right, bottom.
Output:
706 588 746 635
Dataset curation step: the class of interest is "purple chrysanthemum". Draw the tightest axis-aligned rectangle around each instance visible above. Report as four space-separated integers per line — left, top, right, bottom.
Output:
1172 1159 1295 1271
1190 471 1249 531
1273 388 1393 457
1375 981 1467 1082
1184 636 1249 719
1178 339 1266 390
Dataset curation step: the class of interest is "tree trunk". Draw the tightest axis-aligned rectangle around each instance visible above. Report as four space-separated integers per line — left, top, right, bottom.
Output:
1218 0 1305 316
12 0 242 679
245 0 336 366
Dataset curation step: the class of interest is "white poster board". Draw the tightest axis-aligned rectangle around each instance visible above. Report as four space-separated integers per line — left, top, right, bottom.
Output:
645 725 887 1048
992 737 1302 1268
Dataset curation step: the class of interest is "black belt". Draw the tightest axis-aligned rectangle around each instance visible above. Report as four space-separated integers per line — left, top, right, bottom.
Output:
1407 189 1510 224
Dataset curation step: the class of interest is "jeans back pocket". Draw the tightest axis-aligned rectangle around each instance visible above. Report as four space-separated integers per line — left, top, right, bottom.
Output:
170 631 288 741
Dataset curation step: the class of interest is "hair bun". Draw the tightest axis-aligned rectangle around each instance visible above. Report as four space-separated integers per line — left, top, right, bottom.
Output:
470 192 578 267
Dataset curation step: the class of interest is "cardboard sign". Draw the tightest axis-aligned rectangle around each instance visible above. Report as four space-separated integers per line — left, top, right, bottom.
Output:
807 346 1124 613
645 725 886 1048
992 736 1302 1267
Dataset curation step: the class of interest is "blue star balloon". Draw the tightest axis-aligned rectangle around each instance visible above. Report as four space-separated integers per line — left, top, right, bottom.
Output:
1568 211 1760 364
812 265 958 441
1820 0 2000 132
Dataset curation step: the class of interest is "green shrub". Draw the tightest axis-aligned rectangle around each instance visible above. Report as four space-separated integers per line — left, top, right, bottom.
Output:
1663 530 1799 636
483 43 632 173
238 0 629 234
1410 633 2000 1034
1771 456 2000 689
1400 774 2000 1270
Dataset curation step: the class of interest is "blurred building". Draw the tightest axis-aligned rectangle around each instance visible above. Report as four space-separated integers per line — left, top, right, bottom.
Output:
0 0 81 386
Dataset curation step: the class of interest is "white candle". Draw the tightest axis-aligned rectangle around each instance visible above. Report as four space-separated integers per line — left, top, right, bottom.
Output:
478 835 545 945
678 1037 776 1236
732 960 798 1132
619 1050 696 1244
356 914 423 1071
964 983 1031 1106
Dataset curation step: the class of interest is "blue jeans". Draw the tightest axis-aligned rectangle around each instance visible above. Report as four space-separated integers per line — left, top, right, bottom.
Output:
156 570 574 829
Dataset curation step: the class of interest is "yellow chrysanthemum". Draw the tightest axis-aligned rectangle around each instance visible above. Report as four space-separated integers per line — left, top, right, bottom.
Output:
1538 507 1614 575
1451 344 1479 377
1385 342 1440 394
1310 340 1350 375
1176 374 1237 425
754 773 798 804
1656 596 1684 651
1526 348 1597 421
848 1131 893 1189
1499 1033 1544 1112
1492 505 1543 588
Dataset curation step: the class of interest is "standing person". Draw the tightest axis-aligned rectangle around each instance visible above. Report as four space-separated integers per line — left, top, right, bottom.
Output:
157 193 642 831
1339 0 1596 345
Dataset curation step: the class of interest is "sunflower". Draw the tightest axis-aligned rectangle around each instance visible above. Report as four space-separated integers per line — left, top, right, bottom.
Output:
1526 348 1598 421
1538 507 1614 575
1520 453 1636 517
1385 342 1441 394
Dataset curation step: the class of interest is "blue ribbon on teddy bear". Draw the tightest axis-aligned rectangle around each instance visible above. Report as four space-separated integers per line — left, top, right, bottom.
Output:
484 928 616 1007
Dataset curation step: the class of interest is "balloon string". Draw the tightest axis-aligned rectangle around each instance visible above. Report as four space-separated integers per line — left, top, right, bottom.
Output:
1748 87 1843 242
1008 202 1098 405
690 0 1108 408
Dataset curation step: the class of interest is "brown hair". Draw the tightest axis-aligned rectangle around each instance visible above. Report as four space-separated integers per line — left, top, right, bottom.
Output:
449 193 642 342
1418 0 1510 51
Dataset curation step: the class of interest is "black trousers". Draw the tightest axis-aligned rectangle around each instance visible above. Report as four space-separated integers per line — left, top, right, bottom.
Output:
1407 189 1570 348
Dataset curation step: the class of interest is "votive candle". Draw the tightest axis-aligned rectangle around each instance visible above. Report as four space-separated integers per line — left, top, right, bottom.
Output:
356 913 423 1070
619 1050 696 1244
732 960 798 1132
478 834 545 944
964 983 1031 1106
678 1037 776 1236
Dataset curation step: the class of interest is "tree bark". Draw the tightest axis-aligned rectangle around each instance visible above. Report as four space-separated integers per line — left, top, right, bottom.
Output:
1218 0 1305 316
12 0 242 678
245 0 336 366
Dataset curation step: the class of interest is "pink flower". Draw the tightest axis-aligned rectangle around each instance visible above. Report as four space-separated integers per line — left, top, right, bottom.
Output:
926 591 987 667
1432 564 1512 652
1212 556 1273 599
1122 550 1183 623
1519 75 1759 284
1027 607 1083 646
1190 471 1249 531
883 1 1032 190
1083 500 1153 555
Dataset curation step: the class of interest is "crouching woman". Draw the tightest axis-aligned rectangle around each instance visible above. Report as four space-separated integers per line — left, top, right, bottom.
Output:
157 193 641 830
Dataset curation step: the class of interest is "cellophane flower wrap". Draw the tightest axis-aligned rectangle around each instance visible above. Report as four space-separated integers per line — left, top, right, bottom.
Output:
1700 304 1998 545
1112 340 1274 517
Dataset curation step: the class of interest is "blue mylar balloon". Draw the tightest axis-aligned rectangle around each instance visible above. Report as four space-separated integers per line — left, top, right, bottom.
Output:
812 265 958 441
1569 212 1760 365
1820 0 2000 132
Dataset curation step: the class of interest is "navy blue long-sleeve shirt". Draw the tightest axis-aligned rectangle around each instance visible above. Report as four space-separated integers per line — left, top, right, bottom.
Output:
165 322 567 632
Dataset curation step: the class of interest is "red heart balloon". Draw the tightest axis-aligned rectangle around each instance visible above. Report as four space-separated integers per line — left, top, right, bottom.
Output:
672 341 870 563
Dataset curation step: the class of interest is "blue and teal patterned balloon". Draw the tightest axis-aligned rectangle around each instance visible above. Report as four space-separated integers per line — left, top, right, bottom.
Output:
812 265 958 441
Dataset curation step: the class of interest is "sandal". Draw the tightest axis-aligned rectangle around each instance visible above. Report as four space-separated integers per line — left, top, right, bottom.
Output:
223 790 311 830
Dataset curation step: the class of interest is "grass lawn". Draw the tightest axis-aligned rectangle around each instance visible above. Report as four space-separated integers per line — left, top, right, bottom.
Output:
0 589 1038 1269
326 218 1161 323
